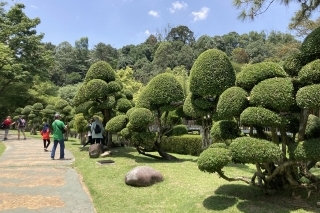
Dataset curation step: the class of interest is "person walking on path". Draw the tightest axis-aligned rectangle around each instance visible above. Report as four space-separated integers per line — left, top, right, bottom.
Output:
83 119 93 147
3 116 15 140
51 113 68 160
91 117 104 144
17 115 26 140
40 123 51 151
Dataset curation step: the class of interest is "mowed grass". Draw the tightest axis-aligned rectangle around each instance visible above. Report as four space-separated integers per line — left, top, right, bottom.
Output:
63 137 320 213
0 142 5 156
20 131 320 213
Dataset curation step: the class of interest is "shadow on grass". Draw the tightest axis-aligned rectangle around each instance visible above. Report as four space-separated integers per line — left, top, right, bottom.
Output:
203 184 318 213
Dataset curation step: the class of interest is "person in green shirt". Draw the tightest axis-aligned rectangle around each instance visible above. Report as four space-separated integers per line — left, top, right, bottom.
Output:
51 113 68 160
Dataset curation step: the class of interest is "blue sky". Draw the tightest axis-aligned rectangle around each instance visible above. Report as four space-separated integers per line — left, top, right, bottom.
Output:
12 0 301 49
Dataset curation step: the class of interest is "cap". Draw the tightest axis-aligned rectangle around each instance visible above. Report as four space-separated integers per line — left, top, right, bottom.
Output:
54 113 60 119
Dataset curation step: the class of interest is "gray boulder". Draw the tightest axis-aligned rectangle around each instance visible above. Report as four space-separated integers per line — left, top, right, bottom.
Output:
125 166 163 187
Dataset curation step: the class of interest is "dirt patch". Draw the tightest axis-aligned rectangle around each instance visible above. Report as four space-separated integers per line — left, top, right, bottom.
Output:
0 193 65 210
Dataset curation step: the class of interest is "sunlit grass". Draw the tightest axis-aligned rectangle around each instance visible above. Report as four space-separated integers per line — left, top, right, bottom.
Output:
0 142 5 156
24 132 320 213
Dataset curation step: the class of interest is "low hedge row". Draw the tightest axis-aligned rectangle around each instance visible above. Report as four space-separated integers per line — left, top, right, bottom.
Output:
161 135 202 156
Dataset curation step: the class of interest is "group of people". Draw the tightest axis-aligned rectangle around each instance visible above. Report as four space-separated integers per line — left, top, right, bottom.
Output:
2 115 26 140
2 114 104 159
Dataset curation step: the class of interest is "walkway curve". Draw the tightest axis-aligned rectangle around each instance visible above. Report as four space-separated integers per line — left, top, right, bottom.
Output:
0 132 96 213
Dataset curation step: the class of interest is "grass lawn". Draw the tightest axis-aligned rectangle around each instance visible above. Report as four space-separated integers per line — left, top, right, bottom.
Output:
26 132 320 213
0 142 5 156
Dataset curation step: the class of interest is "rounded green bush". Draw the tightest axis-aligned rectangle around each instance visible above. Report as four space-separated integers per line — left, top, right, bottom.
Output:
183 93 208 118
126 107 136 117
73 113 88 133
230 137 282 163
191 94 216 110
172 125 188 136
217 86 248 119
119 127 130 139
116 98 132 113
33 103 43 111
250 78 295 112
300 27 320 64
209 143 227 149
298 59 320 85
161 110 182 126
190 48 235 97
240 107 285 127
85 79 109 98
131 131 156 151
122 89 133 100
283 52 304 77
210 120 240 141
107 81 122 93
99 96 116 109
140 73 184 111
55 100 68 110
296 84 320 108
289 138 320 161
236 62 288 91
197 148 232 173
62 105 72 114
85 61 116 83
106 115 128 133
305 114 320 140
129 108 154 128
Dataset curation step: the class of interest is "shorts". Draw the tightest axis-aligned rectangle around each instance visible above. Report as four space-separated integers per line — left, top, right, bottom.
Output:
18 127 25 132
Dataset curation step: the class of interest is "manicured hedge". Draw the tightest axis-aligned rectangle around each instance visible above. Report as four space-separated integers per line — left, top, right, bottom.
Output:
85 79 109 98
183 93 208 117
197 148 232 173
190 48 235 97
296 84 320 108
161 135 202 156
107 81 122 93
250 77 295 112
128 108 153 128
289 139 320 161
283 52 304 77
240 107 285 127
305 114 320 140
230 137 282 164
298 59 320 85
172 125 188 136
210 120 240 141
106 115 128 133
85 61 116 83
217 86 248 119
300 26 320 64
236 62 288 91
116 98 133 113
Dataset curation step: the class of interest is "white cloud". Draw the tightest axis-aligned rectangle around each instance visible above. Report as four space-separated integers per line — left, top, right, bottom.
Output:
145 30 151 35
191 7 210 21
169 1 187 13
30 5 38 9
148 10 159 17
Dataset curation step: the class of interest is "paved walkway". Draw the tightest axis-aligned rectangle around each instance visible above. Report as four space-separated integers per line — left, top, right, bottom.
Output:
0 132 96 213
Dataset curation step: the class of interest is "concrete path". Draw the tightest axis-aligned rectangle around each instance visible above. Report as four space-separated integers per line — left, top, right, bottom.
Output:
0 132 96 213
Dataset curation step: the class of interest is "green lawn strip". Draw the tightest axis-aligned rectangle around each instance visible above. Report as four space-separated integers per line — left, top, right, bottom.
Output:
0 142 5 156
24 133 320 213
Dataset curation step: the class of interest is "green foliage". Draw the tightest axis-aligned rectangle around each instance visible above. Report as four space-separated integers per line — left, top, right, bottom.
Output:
191 94 216 110
131 131 156 151
55 100 68 110
161 135 202 156
296 84 320 108
197 148 232 173
240 107 285 127
128 108 154 128
300 26 320 64
217 87 248 119
85 61 116 83
210 120 240 141
298 59 320 85
138 73 184 111
107 81 122 94
209 143 227 149
236 62 288 91
32 103 44 111
190 48 235 97
230 137 282 164
172 125 188 136
283 52 304 76
85 79 109 98
116 98 132 113
250 78 295 112
289 139 320 161
105 115 128 133
161 110 182 126
305 114 320 139
183 93 208 118
73 113 88 133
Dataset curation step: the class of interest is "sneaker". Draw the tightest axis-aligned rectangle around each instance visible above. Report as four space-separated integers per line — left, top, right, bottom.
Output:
51 157 54 160
24 138 26 140
3 138 7 141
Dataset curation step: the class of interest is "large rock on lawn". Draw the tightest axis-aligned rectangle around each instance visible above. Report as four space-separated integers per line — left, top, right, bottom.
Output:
125 166 163 187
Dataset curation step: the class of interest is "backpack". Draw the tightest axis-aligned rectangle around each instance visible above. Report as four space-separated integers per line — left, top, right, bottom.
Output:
0 122 4 129
94 124 101 134
89 143 102 158
19 118 26 127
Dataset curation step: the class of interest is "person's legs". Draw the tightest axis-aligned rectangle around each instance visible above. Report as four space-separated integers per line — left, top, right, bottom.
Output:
21 128 26 139
43 139 46 149
4 129 9 140
58 139 65 159
89 136 93 144
18 128 20 140
46 139 51 149
50 140 59 159
96 138 101 144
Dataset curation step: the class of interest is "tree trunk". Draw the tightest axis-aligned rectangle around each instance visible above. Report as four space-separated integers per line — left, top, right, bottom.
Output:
298 108 309 142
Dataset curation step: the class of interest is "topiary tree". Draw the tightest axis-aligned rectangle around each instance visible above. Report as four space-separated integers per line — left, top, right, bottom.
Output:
73 61 134 147
186 48 236 149
197 28 320 194
28 103 43 134
55 99 73 140
73 113 88 144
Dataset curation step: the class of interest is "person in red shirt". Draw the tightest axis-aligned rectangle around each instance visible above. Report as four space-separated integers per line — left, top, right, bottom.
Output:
3 116 15 140
40 123 51 151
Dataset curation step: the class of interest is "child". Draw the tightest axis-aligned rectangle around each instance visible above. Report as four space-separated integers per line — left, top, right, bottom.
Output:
40 123 51 151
